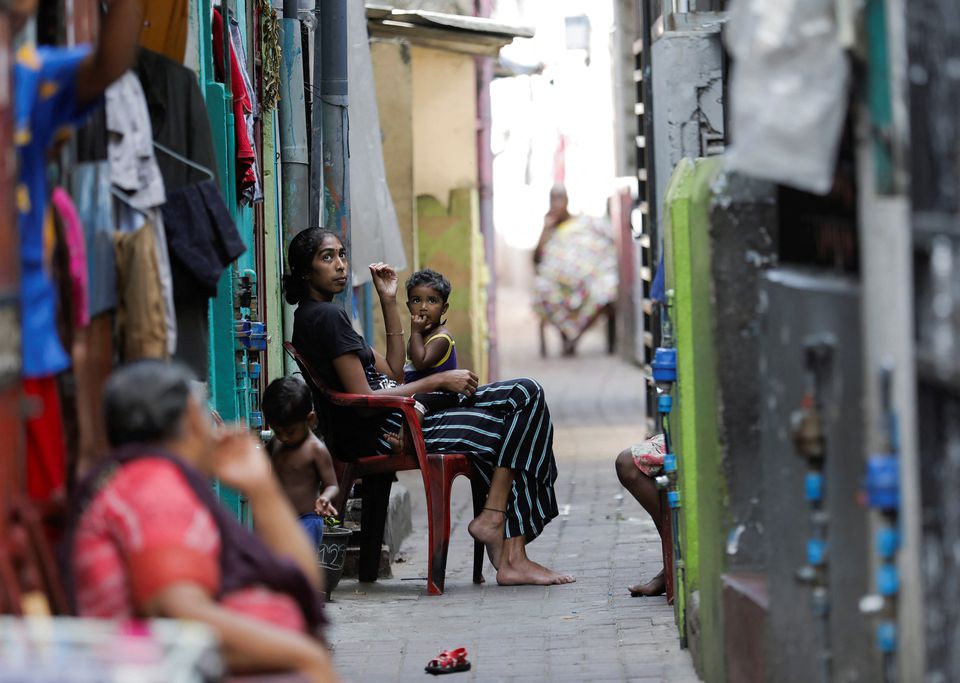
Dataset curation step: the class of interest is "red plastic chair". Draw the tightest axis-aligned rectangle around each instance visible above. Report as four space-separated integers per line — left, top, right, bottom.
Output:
0 498 69 615
282 342 486 595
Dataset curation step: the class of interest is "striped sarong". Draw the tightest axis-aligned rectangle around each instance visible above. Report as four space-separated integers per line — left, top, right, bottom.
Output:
377 378 559 540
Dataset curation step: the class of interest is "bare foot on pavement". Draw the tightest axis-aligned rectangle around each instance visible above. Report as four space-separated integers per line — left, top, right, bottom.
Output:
629 570 665 597
497 556 576 586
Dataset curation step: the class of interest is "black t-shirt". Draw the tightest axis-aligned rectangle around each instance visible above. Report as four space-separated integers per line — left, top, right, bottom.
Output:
292 300 393 459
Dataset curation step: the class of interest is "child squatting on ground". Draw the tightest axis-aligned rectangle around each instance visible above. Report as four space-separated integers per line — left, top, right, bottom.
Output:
262 376 340 547
403 269 462 414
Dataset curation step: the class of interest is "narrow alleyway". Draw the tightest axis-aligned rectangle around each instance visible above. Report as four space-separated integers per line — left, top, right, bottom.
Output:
327 287 701 682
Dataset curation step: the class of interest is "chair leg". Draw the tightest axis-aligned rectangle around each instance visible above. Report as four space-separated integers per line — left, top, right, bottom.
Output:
359 474 392 583
15 502 68 614
426 458 452 595
659 489 675 605
606 305 617 355
470 475 486 585
333 462 355 519
0 546 23 615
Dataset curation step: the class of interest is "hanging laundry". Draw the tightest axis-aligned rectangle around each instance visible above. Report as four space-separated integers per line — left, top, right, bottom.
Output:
228 11 263 204
106 71 177 356
70 162 117 316
24 377 67 502
134 47 248 377
162 179 247 299
14 42 100 379
106 72 166 209
113 200 177 358
74 107 108 162
135 48 219 193
212 8 258 204
51 188 90 330
114 219 170 361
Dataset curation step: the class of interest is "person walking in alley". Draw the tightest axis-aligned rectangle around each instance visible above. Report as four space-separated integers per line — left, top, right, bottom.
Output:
286 228 575 586
69 361 338 682
615 434 669 598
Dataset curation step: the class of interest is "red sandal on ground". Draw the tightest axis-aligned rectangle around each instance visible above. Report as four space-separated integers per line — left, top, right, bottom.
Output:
425 647 471 675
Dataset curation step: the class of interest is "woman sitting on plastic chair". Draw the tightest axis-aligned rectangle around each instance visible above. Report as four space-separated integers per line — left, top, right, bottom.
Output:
286 228 574 587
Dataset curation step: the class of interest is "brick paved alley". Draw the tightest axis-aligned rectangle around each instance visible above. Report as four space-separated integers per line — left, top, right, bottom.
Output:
327 288 701 683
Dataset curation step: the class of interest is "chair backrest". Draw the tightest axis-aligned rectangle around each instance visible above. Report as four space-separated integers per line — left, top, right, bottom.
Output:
282 341 334 400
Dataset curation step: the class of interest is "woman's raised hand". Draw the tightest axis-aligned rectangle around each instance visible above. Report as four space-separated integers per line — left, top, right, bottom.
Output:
436 369 479 397
368 262 399 299
212 428 275 500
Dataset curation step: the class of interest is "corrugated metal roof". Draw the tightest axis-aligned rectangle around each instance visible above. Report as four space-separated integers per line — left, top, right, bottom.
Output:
366 4 534 56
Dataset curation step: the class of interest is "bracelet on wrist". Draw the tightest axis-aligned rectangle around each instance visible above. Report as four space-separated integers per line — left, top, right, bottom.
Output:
386 331 404 336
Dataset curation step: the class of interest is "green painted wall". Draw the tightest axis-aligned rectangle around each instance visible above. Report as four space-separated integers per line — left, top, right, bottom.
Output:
417 189 488 383
261 108 285 386
663 156 727 682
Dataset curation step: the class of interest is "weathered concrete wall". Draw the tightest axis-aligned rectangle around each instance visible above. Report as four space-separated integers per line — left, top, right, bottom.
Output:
371 39 417 352
371 39 417 274
663 157 777 683
758 270 877 683
370 43 487 380
409 47 486 380
708 171 777 573
417 190 486 382
411 46 478 204
650 30 724 235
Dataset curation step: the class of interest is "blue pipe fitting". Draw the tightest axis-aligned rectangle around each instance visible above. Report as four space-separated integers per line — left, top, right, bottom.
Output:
877 527 900 559
658 394 673 414
249 410 263 429
667 490 681 508
877 564 899 596
805 472 823 502
865 453 899 511
806 538 827 566
663 453 677 473
248 361 261 380
240 321 268 351
652 347 678 383
876 621 897 654
235 319 251 341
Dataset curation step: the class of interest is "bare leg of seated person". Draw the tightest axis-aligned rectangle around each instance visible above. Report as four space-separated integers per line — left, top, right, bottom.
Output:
615 448 667 599
467 467 511 569
468 466 575 586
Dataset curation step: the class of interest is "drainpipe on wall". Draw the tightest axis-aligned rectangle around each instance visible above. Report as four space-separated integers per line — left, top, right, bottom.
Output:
278 2 309 358
320 0 352 311
476 0 497 380
309 2 323 229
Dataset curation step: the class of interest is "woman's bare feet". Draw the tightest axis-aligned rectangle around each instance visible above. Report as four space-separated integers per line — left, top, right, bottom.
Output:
495 537 575 586
628 570 665 597
468 509 505 569
384 431 403 454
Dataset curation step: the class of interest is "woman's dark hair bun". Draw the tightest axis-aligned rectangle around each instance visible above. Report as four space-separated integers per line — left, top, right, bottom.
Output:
284 228 344 304
282 272 306 305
